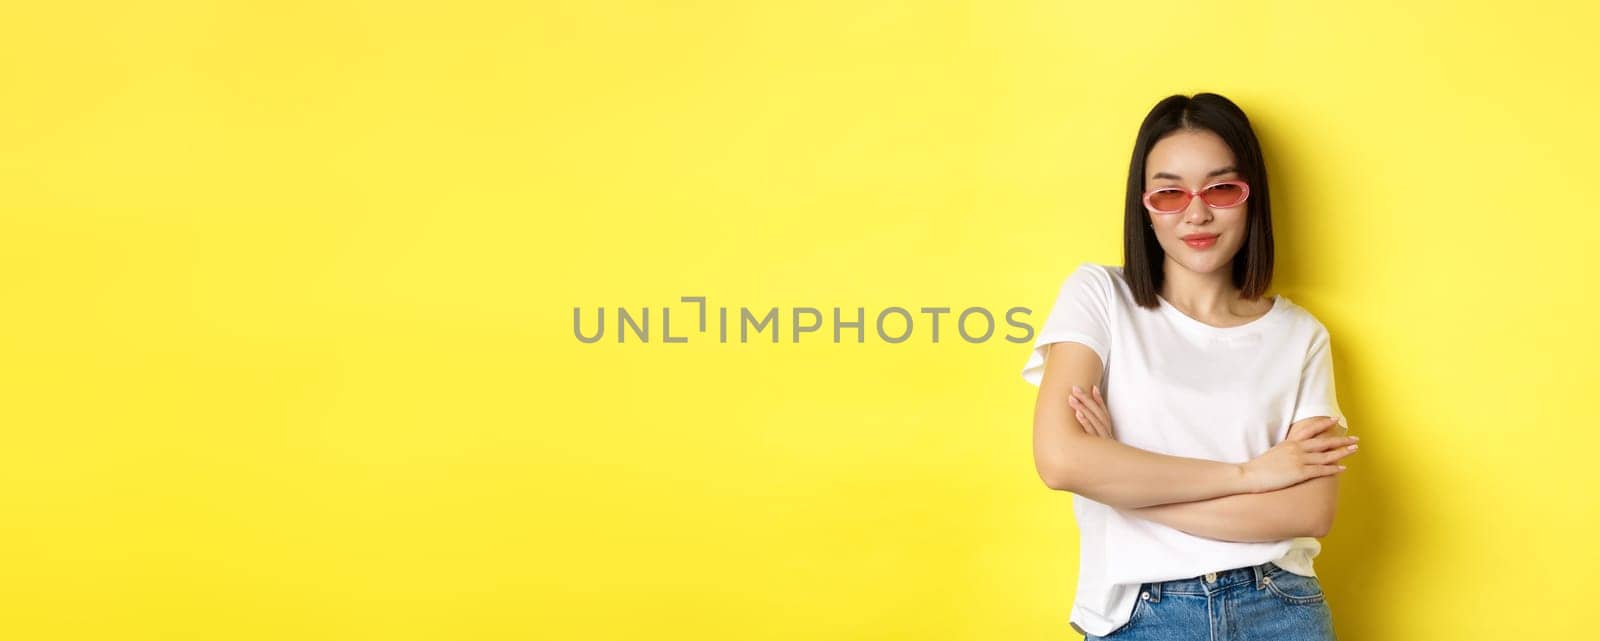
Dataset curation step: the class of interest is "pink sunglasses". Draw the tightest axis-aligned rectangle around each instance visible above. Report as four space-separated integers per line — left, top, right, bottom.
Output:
1142 180 1251 214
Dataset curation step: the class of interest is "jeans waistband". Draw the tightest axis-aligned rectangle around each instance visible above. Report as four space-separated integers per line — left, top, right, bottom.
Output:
1143 561 1281 601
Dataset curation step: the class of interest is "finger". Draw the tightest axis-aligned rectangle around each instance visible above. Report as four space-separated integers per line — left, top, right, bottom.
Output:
1073 405 1100 437
1092 413 1113 440
1076 409 1102 437
1292 417 1339 441
1318 464 1349 477
1080 386 1112 428
1316 446 1358 464
1303 435 1360 452
1076 399 1109 438
1088 387 1116 439
1067 389 1100 437
1294 416 1342 440
1068 392 1090 430
1069 388 1103 435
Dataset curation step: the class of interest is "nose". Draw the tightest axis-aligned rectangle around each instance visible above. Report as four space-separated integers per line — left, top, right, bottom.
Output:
1182 190 1213 223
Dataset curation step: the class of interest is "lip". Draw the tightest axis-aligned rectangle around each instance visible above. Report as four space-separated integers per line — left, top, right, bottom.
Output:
1182 234 1218 249
1180 233 1219 241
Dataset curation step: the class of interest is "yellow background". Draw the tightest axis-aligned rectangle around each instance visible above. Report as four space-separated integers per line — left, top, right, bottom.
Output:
2 1 1595 639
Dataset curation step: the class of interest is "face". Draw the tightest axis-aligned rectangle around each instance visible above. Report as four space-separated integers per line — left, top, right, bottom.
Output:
1143 128 1249 276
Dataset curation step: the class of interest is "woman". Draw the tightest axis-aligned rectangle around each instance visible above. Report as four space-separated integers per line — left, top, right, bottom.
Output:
1020 93 1358 640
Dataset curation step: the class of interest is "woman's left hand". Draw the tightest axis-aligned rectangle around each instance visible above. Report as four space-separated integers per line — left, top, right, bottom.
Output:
1068 384 1116 440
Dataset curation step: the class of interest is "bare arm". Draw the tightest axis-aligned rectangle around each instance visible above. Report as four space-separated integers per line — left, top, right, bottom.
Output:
1120 474 1339 542
1065 409 1350 541
1032 341 1253 509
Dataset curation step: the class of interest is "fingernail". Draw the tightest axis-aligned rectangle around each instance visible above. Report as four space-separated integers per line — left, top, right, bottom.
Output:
1073 385 1081 393
1350 436 1359 441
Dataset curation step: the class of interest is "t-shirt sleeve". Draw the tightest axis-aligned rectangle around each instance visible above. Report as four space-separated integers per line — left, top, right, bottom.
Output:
1020 262 1113 387
1288 323 1349 435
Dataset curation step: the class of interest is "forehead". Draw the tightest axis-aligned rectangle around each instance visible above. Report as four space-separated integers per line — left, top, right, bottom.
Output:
1145 129 1237 177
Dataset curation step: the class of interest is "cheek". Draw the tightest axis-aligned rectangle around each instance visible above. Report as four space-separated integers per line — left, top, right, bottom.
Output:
1224 213 1249 237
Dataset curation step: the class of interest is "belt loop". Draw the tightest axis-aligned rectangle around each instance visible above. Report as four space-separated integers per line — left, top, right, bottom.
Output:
1149 580 1162 602
1252 562 1266 589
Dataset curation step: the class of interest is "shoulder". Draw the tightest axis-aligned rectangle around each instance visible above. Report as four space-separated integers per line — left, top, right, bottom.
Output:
1067 261 1122 288
1052 261 1121 302
1273 296 1334 343
1075 261 1117 277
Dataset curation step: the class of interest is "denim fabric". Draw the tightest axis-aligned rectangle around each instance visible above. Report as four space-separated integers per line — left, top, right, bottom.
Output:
1084 561 1336 640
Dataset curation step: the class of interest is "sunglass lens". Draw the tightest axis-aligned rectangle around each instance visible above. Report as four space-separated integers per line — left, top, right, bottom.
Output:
1201 183 1246 207
1147 189 1189 212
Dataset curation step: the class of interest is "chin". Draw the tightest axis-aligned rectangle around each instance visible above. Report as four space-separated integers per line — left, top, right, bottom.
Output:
1170 249 1236 274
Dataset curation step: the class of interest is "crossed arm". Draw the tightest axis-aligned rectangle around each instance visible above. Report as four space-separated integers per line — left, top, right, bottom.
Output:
1032 341 1338 542
1118 475 1336 541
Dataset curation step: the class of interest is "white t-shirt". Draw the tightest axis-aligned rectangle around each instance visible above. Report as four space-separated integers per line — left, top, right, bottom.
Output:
1020 262 1348 638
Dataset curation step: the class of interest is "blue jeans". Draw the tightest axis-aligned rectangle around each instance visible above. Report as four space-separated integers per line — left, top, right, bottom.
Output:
1086 561 1336 640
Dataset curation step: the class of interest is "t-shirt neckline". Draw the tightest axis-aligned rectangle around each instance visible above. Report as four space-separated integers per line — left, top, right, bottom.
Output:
1155 292 1286 333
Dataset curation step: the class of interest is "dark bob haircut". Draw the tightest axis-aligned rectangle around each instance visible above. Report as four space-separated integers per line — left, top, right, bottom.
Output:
1122 93 1274 309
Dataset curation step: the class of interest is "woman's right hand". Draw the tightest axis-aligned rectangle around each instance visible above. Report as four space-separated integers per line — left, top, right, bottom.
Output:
1240 416 1359 493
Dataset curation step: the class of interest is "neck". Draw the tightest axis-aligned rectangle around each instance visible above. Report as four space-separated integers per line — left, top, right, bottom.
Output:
1158 255 1247 317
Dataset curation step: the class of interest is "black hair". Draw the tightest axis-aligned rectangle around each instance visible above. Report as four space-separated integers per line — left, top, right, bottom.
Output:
1122 93 1274 309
